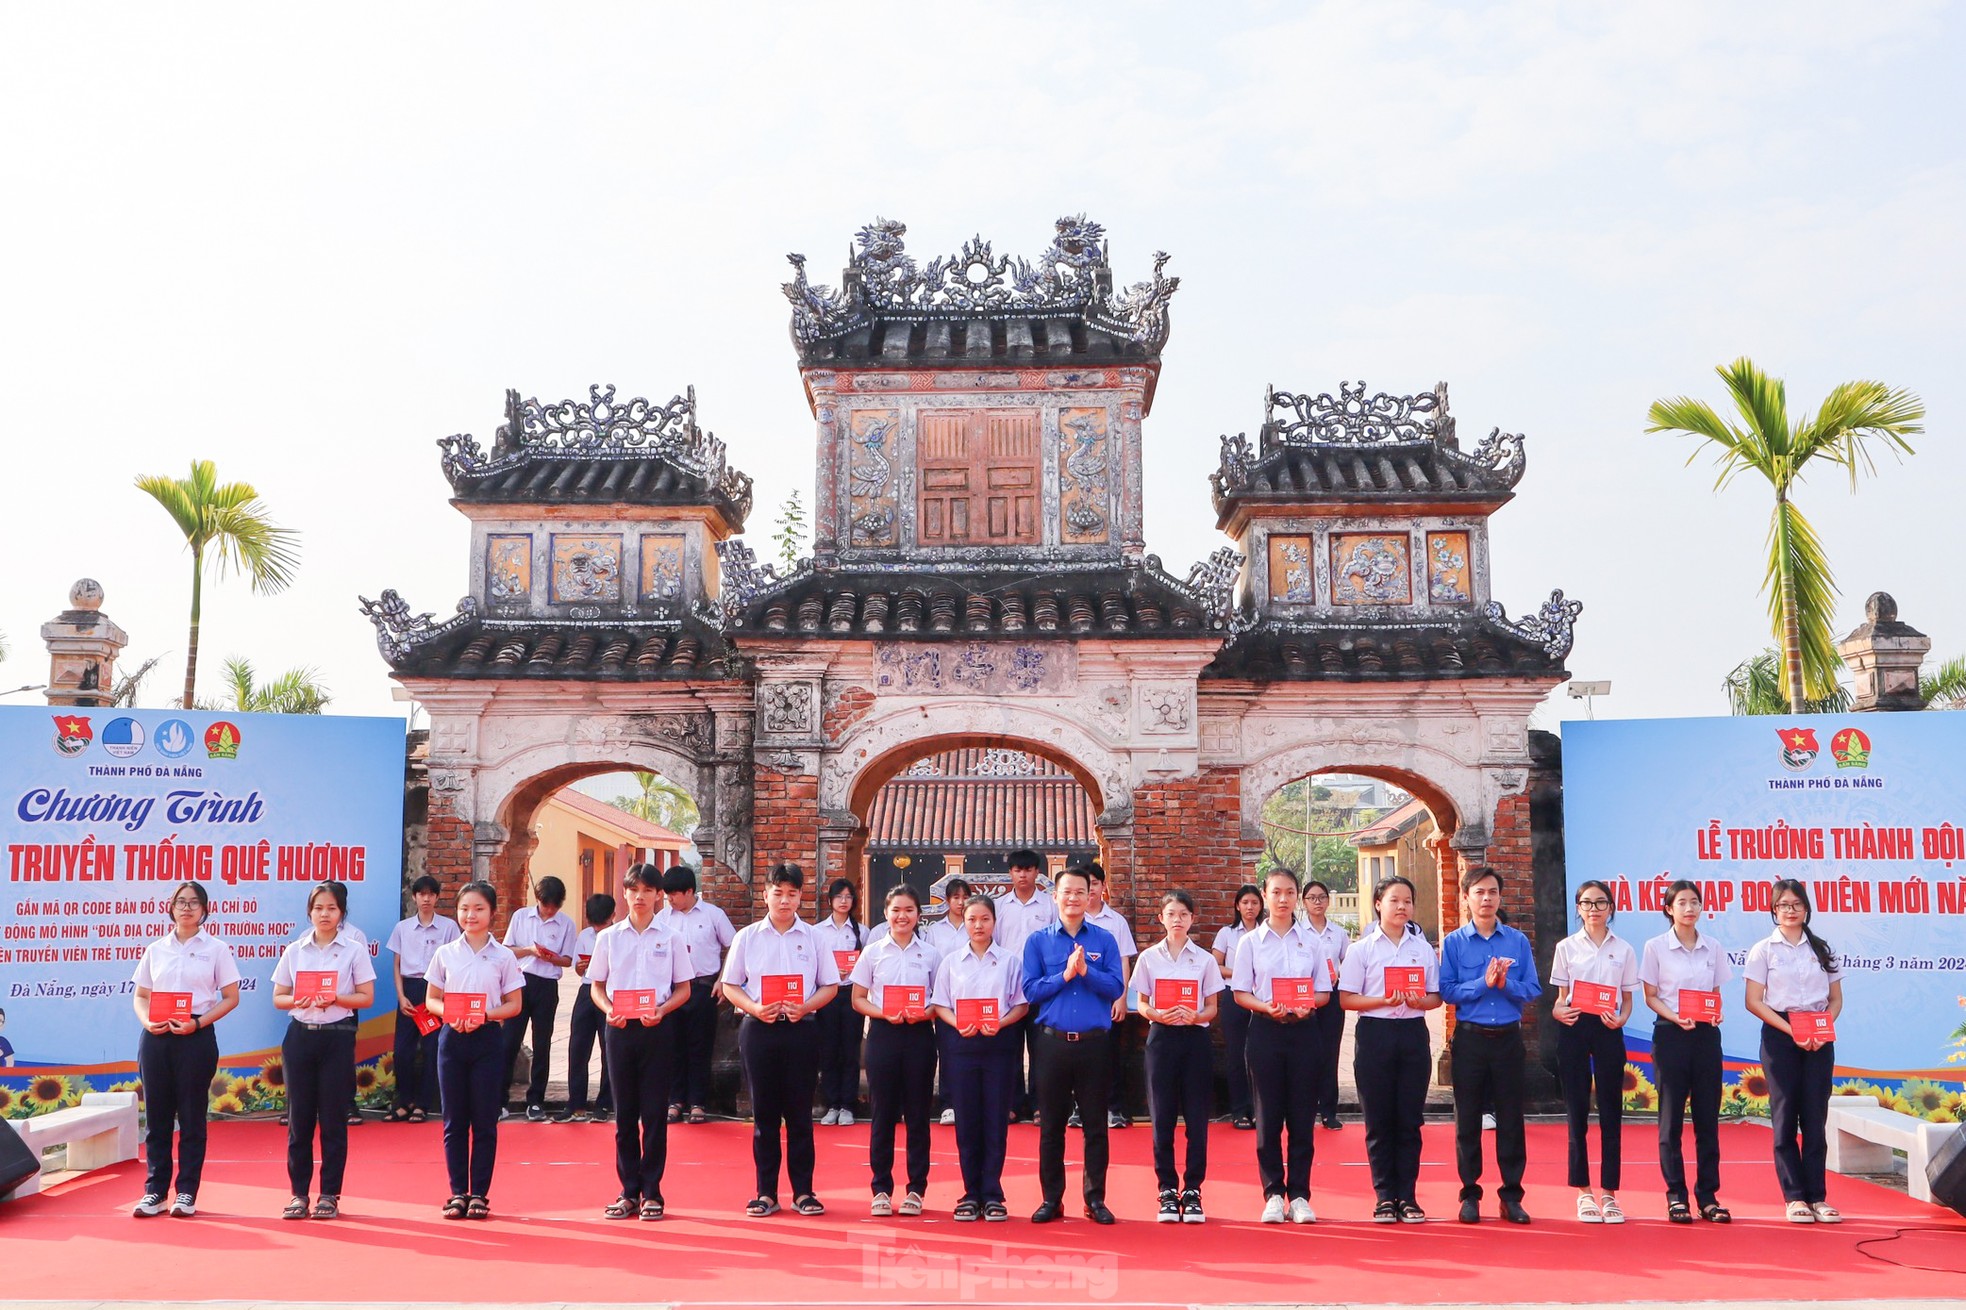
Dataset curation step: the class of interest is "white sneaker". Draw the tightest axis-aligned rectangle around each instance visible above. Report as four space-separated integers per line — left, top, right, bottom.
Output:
170 1192 197 1218
940 1108 956 1126
819 1108 840 1126
1481 1112 1497 1131
132 1193 166 1217
1290 1197 1317 1224
837 1109 854 1126
871 1192 892 1216
1260 1194 1287 1224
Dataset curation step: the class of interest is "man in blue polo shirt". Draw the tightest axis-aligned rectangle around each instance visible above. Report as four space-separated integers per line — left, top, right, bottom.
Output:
1022 861 1126 1224
1439 865 1541 1225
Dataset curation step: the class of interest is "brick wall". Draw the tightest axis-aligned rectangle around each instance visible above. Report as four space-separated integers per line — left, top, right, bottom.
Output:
1121 767 1255 944
422 794 476 915
822 686 877 742
750 763 820 921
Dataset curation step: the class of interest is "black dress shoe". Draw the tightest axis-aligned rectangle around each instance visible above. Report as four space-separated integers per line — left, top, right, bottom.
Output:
1458 1198 1481 1224
1083 1201 1116 1225
1320 1114 1343 1130
1030 1201 1063 1224
1501 1199 1532 1224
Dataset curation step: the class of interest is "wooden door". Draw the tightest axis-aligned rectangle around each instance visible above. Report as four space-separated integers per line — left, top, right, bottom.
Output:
916 409 1041 545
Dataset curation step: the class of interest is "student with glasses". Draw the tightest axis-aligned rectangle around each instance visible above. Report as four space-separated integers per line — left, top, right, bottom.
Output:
1550 880 1637 1223
1298 880 1349 1130
1743 880 1845 1224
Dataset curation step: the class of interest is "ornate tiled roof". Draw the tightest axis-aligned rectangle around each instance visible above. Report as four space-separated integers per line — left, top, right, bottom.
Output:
1205 591 1581 682
1211 382 1524 523
717 543 1243 640
437 385 753 529
356 591 739 681
867 749 1098 851
783 216 1177 366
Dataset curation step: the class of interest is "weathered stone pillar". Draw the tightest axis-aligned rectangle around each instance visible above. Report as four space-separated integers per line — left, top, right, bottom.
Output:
42 579 127 708
1837 592 1931 712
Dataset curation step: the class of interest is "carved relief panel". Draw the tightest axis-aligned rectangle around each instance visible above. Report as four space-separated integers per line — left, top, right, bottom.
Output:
1266 535 1318 603
549 534 623 607
1058 407 1111 544
847 409 899 548
485 534 532 613
1425 531 1472 606
638 533 686 616
1329 533 1412 606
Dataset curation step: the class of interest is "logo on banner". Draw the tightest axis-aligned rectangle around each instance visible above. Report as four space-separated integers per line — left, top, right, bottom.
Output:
205 721 243 760
154 719 195 759
1777 726 1819 771
1831 727 1872 770
102 716 146 759
52 715 93 757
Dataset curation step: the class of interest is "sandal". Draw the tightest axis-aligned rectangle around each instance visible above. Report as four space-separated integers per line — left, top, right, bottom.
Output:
442 1195 469 1220
388 1106 413 1123
1810 1201 1842 1224
1232 1114 1255 1130
954 1199 981 1222
688 1106 708 1124
347 1109 363 1125
312 1195 340 1220
1667 1199 1692 1224
794 1193 825 1216
466 1195 491 1220
1576 1192 1602 1223
667 1104 683 1124
604 1194 640 1220
282 1195 310 1220
745 1195 780 1218
1786 1200 1816 1223
1699 1202 1731 1224
407 1107 428 1123
984 1200 1009 1222
640 1198 664 1221
1600 1195 1625 1224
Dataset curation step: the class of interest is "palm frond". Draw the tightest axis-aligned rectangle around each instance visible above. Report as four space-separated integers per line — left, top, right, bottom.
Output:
1724 649 1851 715
111 655 164 707
1762 499 1841 699
205 494 301 593
134 472 203 541
1718 357 1792 470
1922 654 1966 709
1798 380 1924 489
1645 397 1771 488
220 656 257 712
254 665 331 714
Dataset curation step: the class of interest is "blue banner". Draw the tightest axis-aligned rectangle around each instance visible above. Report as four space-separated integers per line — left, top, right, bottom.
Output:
1566 715 1966 1122
1 706 403 1117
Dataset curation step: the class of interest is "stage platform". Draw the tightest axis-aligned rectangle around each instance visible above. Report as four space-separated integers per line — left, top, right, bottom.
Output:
6 1117 1962 1308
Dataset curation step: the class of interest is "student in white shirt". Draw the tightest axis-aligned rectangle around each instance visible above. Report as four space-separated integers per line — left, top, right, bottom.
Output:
1084 864 1139 1129
130 880 242 1218
1743 878 1845 1225
589 864 695 1221
1300 879 1350 1131
721 862 841 1217
812 878 867 1126
993 849 1056 1122
500 875 579 1121
386 875 460 1123
1639 878 1732 1225
658 865 737 1123
1338 875 1441 1224
556 893 616 1123
1233 870 1332 1224
930 893 1028 1222
851 884 940 1216
1550 879 1638 1224
1134 890 1225 1224
1211 884 1264 1131
425 880 525 1220
271 880 376 1220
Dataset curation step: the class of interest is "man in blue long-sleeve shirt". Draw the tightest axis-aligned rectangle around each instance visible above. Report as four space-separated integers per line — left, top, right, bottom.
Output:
1439 866 1540 1225
1022 862 1125 1223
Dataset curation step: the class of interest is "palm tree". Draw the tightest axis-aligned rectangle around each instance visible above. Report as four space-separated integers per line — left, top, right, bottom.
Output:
1921 655 1966 709
609 771 699 835
198 655 331 715
1723 649 1851 716
1648 359 1922 712
111 655 165 708
135 462 300 709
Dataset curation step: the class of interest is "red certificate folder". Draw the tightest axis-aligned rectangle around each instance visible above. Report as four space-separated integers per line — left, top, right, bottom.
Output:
445 992 487 1021
613 988 658 1020
834 950 861 977
883 984 926 1018
149 991 192 1024
1679 988 1721 1023
1791 1009 1835 1042
761 974 804 1007
955 997 999 1028
410 1005 442 1036
1571 979 1620 1020
1154 977 1200 1011
1273 976 1317 1010
1384 965 1426 998
295 970 338 1005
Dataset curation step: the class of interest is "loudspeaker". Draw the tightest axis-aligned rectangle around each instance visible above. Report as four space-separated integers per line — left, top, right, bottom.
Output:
1928 1122 1966 1219
0 1116 38 1198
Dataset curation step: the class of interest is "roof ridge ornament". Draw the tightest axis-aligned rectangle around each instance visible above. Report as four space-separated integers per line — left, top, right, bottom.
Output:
1482 588 1583 660
358 590 479 662
1263 380 1448 447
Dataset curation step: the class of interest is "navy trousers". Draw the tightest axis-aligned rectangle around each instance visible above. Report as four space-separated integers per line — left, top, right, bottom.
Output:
138 1024 219 1197
1146 1022 1213 1192
1247 1013 1320 1199
438 1022 503 1197
865 1019 936 1196
1355 1016 1429 1205
1762 1019 1834 1203
947 1029 1018 1204
1654 1020 1723 1206
502 974 560 1108
392 976 440 1112
1557 1013 1626 1191
566 986 613 1113
282 1019 355 1197
605 1019 677 1200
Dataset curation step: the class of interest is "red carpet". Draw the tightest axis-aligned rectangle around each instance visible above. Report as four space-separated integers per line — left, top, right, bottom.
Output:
7 1118 1962 1305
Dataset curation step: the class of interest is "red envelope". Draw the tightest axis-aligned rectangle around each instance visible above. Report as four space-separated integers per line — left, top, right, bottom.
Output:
955 997 999 1028
613 988 658 1020
446 992 487 1021
883 984 926 1018
1154 978 1200 1011
1385 965 1427 999
761 974 804 1007
1679 988 1721 1024
410 1005 442 1036
1791 1009 1835 1042
295 970 339 1005
834 949 861 977
1273 976 1317 1011
149 991 192 1024
1571 979 1620 1020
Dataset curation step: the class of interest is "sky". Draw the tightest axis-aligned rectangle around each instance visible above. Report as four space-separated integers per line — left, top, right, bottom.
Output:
2 2 1961 738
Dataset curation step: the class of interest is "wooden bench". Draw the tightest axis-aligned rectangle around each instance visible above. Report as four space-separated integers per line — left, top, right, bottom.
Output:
0 1091 140 1201
1825 1092 1955 1204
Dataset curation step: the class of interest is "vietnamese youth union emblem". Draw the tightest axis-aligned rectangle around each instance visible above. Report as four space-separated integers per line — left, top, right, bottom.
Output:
1830 727 1871 770
1777 726 1819 771
52 715 93 757
204 720 243 760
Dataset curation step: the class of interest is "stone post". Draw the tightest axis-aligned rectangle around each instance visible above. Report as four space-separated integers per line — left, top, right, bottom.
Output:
1836 592 1931 712
42 579 128 708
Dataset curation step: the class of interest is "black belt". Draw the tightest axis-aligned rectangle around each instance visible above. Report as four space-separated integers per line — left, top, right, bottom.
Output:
1460 1020 1521 1035
1035 1023 1109 1043
291 1016 358 1032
